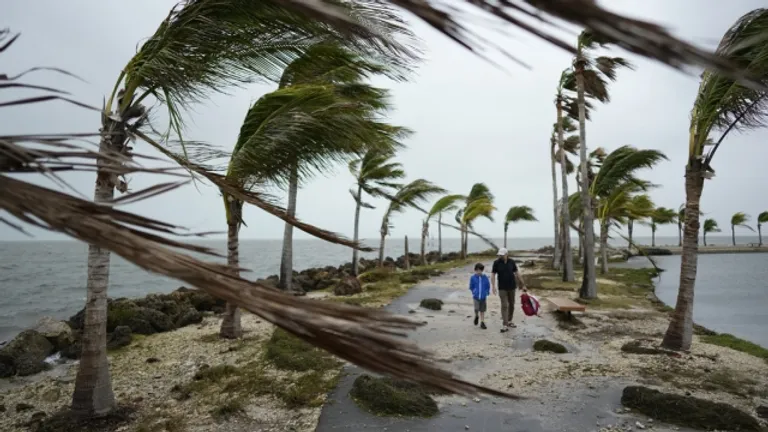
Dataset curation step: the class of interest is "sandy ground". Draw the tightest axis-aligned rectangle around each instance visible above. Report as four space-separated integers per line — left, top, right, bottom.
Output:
316 261 768 432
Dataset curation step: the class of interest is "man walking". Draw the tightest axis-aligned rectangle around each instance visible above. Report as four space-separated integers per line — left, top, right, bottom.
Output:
491 248 527 333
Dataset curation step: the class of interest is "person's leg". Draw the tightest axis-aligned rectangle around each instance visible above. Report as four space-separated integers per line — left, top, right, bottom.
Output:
473 299 479 325
507 289 517 327
499 290 510 331
479 300 487 329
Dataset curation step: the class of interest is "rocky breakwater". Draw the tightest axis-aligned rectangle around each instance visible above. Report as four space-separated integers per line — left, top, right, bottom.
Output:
0 287 223 378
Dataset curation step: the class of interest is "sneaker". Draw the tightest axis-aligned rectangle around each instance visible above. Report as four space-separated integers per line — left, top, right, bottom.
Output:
500 327 509 333
474 315 479 326
480 322 487 330
508 323 518 328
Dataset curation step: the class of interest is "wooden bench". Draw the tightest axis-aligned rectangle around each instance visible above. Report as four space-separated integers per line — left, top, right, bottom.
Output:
547 297 586 317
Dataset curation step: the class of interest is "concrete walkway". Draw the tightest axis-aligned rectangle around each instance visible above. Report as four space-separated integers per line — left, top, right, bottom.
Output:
316 261 696 432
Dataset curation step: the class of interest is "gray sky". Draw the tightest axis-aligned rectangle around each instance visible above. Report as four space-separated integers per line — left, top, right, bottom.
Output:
3 0 767 244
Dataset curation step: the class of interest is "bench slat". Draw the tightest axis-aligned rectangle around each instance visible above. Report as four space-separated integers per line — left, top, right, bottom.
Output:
547 297 586 312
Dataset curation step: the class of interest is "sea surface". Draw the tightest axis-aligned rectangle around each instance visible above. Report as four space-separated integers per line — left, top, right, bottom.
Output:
624 253 768 348
0 235 763 343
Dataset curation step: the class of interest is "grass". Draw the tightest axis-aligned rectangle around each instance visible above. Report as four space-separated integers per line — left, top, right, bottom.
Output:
210 399 245 420
264 328 340 372
349 374 438 417
700 333 768 362
135 413 187 432
639 363 768 398
279 370 341 408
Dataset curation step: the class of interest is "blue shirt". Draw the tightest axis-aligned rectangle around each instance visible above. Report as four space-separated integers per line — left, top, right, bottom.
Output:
469 274 491 300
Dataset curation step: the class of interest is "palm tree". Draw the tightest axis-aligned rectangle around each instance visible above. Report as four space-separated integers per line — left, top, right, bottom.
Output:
677 205 685 247
424 194 465 262
662 8 768 352
759 212 768 246
650 207 678 247
578 146 666 274
349 149 406 275
275 43 414 292
456 184 495 258
625 194 655 248
378 180 446 265
703 218 721 246
503 206 538 248
570 30 633 299
553 70 582 281
730 212 755 246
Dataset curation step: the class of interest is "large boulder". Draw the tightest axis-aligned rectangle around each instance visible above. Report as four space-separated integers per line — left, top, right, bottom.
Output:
107 326 132 350
33 317 74 353
0 329 54 377
106 300 175 335
333 276 362 296
168 287 225 313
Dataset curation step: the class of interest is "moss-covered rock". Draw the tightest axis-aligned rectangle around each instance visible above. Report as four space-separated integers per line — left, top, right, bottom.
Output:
350 374 438 417
0 329 54 377
399 274 421 284
419 298 443 311
359 268 396 284
333 276 362 296
621 386 761 431
106 326 132 350
532 339 568 354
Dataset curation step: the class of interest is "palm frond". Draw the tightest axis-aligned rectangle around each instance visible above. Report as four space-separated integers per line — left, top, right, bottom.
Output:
730 211 754 230
703 218 721 233
504 205 537 231
467 182 494 203
427 194 466 219
651 207 679 225
625 194 655 221
590 146 668 198
382 179 446 229
462 197 496 224
758 211 768 224
690 9 768 161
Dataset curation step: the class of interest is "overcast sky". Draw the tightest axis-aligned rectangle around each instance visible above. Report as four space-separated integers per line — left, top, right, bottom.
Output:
3 1 767 244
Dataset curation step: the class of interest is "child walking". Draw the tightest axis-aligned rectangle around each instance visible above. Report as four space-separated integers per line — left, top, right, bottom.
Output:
469 263 491 330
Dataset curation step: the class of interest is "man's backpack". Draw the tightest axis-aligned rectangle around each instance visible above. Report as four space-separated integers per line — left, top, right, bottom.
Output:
520 292 541 317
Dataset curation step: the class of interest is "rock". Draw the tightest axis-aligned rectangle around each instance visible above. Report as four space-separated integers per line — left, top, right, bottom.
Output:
532 339 568 354
107 326 132 350
33 317 74 353
0 330 54 377
757 405 768 420
521 260 536 268
419 298 443 311
621 386 761 431
333 276 362 296
171 287 226 313
635 421 645 429
41 388 61 403
146 357 160 364
60 333 82 360
176 308 203 327
16 402 34 412
350 374 438 417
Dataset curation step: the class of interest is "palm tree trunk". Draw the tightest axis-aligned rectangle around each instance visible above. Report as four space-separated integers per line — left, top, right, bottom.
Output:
550 153 561 270
220 205 243 339
420 221 427 265
556 99 574 282
404 235 410 270
652 227 657 247
704 231 708 246
627 220 634 248
378 228 386 266
438 214 443 259
71 113 126 417
279 164 298 291
575 65 597 299
503 227 508 248
732 225 736 246
599 221 609 274
661 162 704 351
460 224 466 259
678 222 683 247
352 184 363 276
759 225 763 247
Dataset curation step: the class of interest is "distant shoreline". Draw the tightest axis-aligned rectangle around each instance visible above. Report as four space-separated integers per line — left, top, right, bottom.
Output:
653 245 768 255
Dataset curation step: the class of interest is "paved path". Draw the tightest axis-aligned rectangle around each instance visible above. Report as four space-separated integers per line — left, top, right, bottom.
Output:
316 261 696 432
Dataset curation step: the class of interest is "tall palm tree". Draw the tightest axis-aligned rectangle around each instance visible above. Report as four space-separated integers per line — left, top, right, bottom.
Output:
378 180 446 265
703 218 721 246
759 211 768 246
503 206 538 248
424 194 465 262
650 207 678 247
576 146 666 274
677 205 685 247
625 194 655 248
349 149 406 275
72 3 391 417
550 115 579 271
570 30 633 299
553 70 583 281
275 43 414 292
457 184 495 258
662 8 768 352
221 73 406 337
730 212 754 246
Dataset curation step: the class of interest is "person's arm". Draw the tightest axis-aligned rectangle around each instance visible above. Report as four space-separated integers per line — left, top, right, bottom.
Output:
491 261 498 295
513 261 527 291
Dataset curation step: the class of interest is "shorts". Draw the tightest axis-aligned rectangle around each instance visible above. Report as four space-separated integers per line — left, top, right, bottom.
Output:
473 298 487 313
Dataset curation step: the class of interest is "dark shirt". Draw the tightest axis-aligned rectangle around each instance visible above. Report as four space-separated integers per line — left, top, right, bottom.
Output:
492 257 518 290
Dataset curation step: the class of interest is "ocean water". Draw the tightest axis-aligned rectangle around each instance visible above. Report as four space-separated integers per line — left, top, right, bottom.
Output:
0 235 762 343
645 253 768 348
